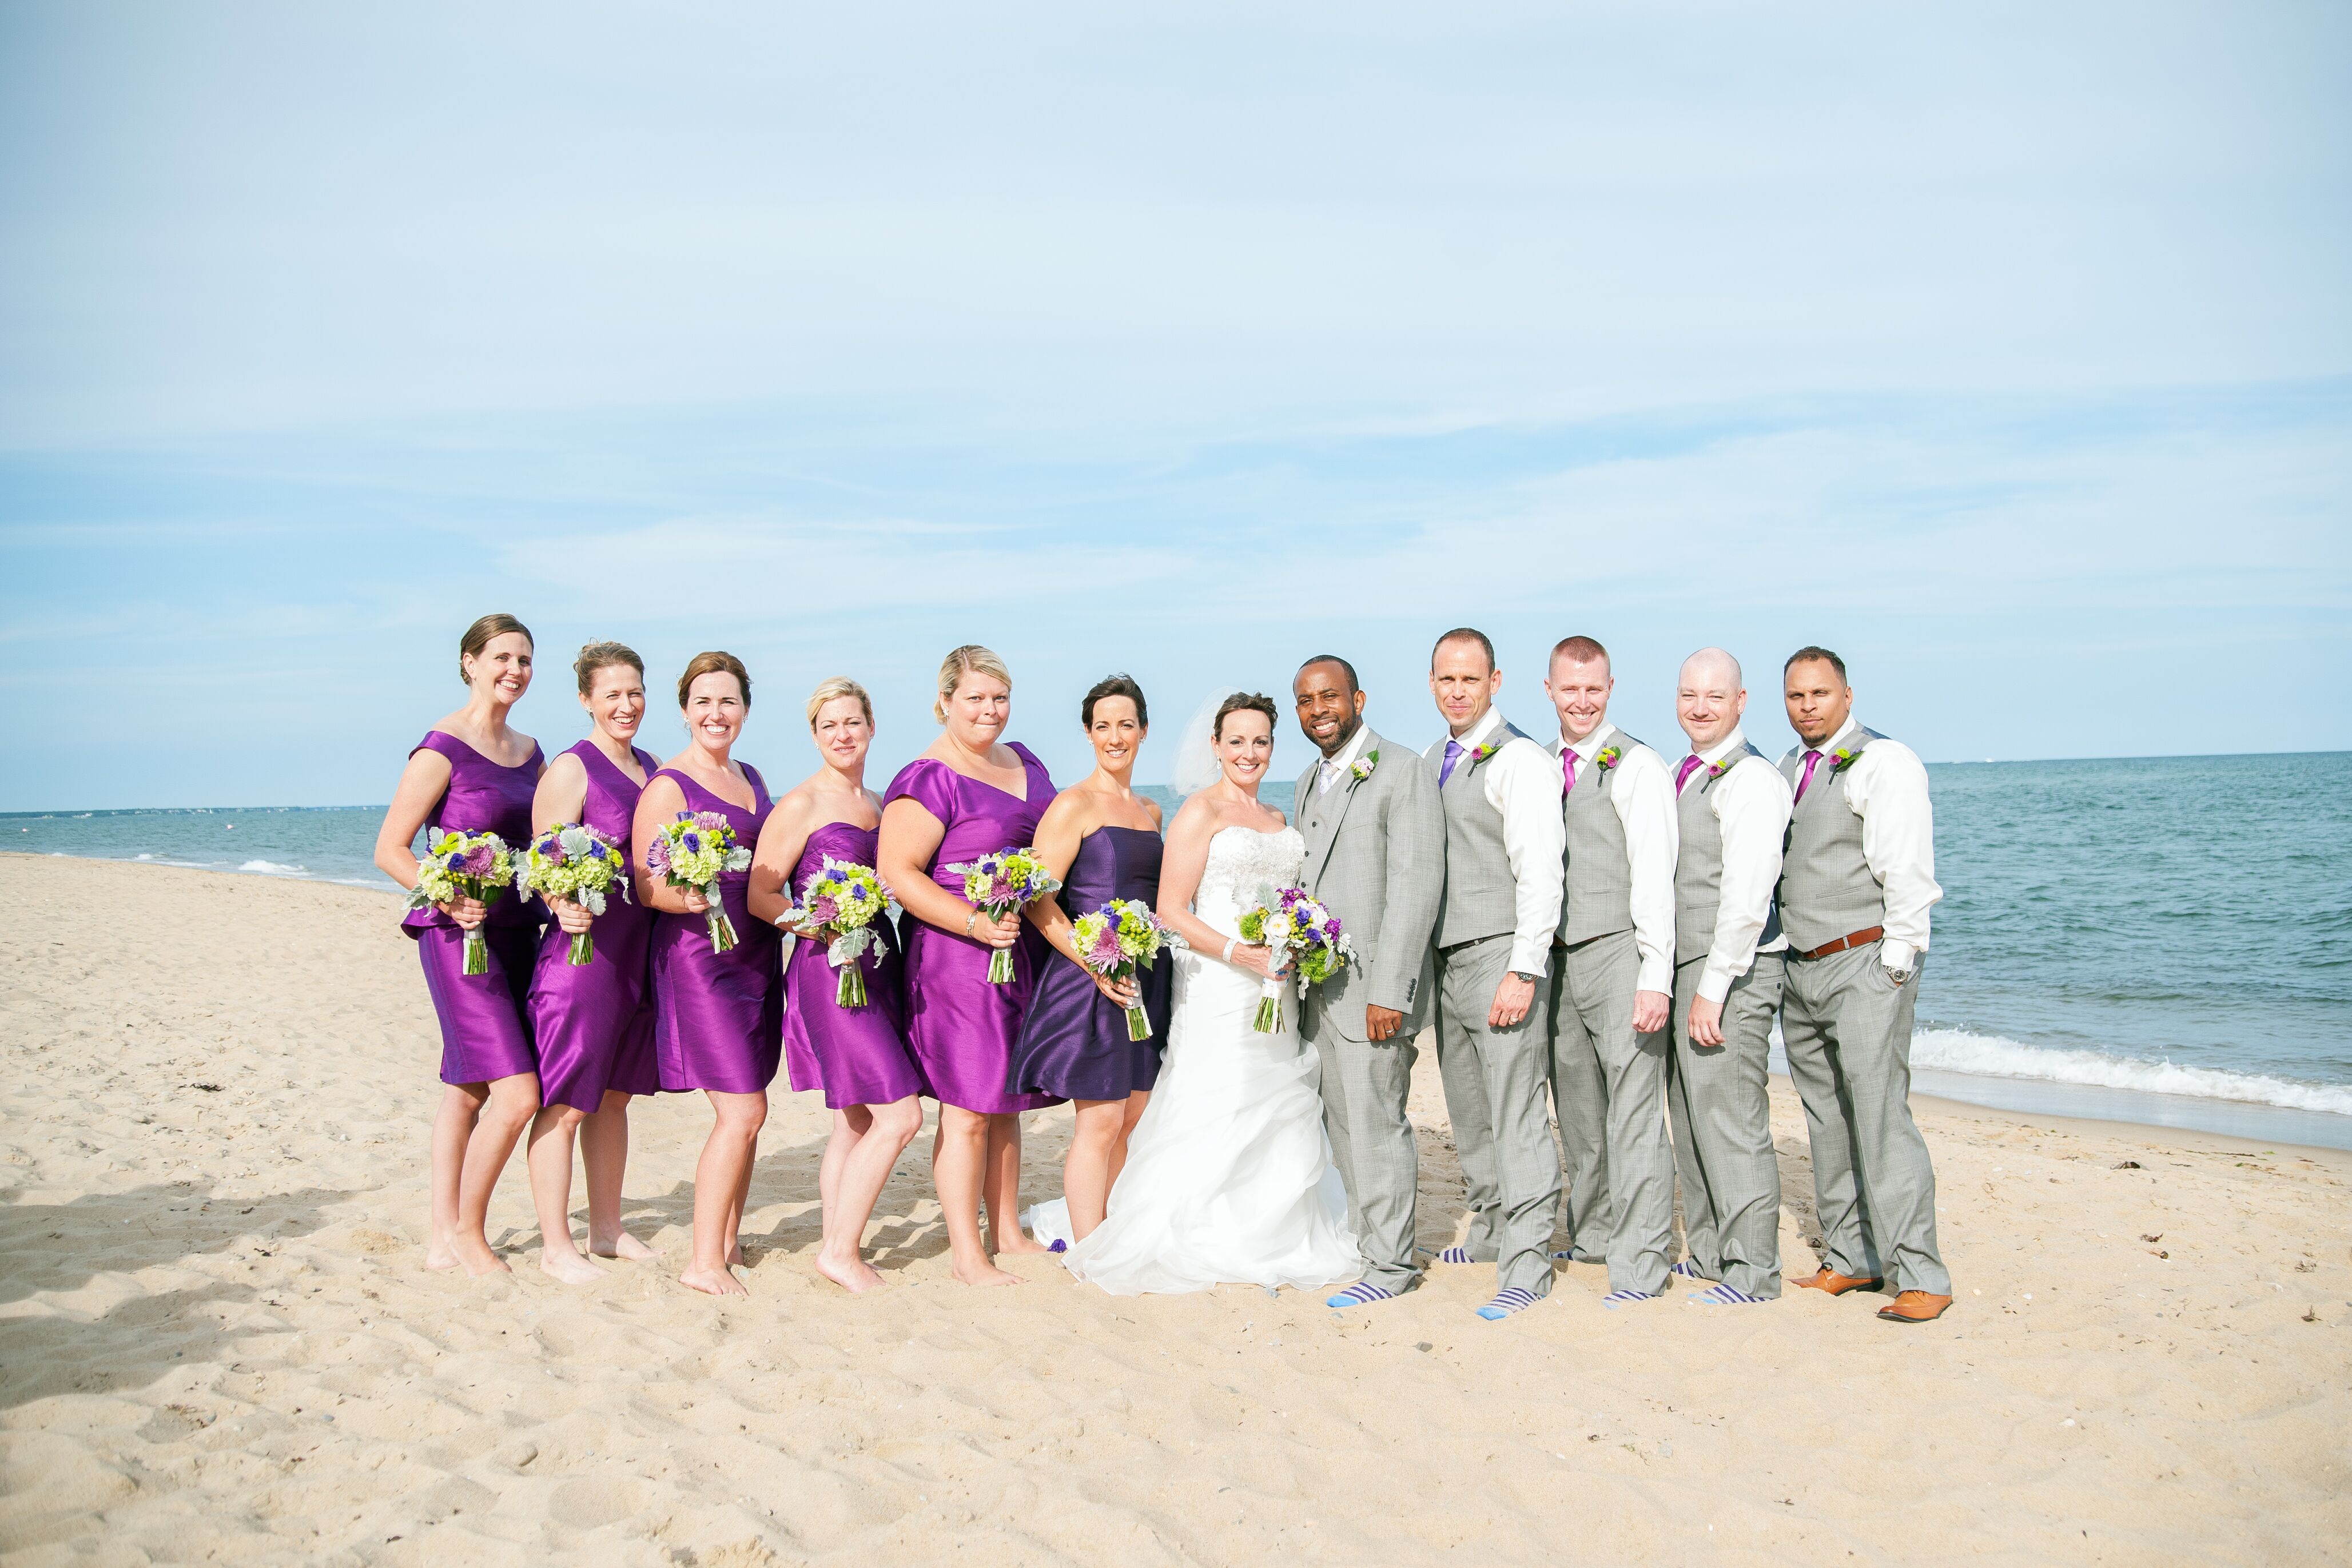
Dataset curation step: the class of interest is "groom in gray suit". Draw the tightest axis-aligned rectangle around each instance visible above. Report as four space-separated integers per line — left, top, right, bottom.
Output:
1291 655 1446 1308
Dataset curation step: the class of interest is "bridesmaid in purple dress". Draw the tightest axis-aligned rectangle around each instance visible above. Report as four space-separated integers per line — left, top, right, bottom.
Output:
748 677 926 1294
877 644 1060 1287
631 651 781 1298
1009 675 1172 1243
521 642 664 1284
370 612 546 1276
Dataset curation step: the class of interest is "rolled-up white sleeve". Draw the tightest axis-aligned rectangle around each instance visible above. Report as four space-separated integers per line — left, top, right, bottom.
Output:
1701 757 1793 1004
1845 740 1941 972
1609 747 1680 994
1486 739 1567 978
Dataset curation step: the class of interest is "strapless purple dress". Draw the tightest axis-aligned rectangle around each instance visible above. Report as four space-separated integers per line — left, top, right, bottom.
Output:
649 763 783 1095
780 821 928 1109
884 743 1061 1115
527 741 664 1113
403 730 543 1087
1006 825 1172 1101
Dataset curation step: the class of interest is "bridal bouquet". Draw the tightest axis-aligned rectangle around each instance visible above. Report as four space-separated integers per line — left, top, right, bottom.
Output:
1237 885 1355 1033
514 823 630 966
407 830 515 976
779 857 893 1007
1070 898 1187 1041
944 847 1061 983
646 811 753 953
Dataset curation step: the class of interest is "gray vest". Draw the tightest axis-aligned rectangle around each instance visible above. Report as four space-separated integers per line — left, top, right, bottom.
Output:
1555 727 1639 946
1432 725 1527 949
1674 741 1782 965
1777 725 1888 952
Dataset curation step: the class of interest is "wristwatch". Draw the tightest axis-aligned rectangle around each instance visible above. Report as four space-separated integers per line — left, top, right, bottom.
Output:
1509 970 1541 985
1884 964 1915 987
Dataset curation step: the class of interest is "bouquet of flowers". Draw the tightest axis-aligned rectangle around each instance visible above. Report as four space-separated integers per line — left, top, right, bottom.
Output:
645 811 753 953
514 823 631 966
406 830 516 976
943 847 1062 983
1069 898 1187 1041
1236 885 1355 1033
779 857 894 1006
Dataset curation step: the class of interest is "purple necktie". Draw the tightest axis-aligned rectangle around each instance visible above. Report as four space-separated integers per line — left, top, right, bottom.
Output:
1794 748 1824 802
1439 739 1466 787
1674 754 1702 794
1561 750 1578 796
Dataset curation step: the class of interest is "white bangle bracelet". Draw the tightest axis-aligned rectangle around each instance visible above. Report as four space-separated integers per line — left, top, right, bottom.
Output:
1222 937 1238 964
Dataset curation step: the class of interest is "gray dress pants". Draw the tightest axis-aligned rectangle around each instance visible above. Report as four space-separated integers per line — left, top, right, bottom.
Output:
1547 928 1673 1295
1308 1008 1421 1294
1666 952 1785 1298
1435 934 1562 1296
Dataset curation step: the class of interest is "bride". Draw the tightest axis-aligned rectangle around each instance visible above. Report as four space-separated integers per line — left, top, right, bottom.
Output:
1038 690 1360 1295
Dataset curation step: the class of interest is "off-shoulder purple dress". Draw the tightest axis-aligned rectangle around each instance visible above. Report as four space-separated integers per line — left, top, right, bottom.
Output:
1006 824 1172 1101
649 763 783 1095
780 821 927 1109
403 730 543 1087
884 743 1061 1115
527 741 664 1113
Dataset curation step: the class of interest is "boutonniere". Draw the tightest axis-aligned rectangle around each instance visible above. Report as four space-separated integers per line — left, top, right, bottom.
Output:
1470 739 1503 763
1707 757 1733 781
1350 749 1379 782
1830 746 1860 773
1595 746 1622 771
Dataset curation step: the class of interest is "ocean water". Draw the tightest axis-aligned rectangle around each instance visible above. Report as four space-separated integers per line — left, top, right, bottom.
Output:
9 752 2349 1146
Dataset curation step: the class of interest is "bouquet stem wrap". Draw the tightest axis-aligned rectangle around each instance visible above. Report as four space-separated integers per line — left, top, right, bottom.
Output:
835 952 868 1008
1252 972 1285 1034
463 928 492 976
703 899 739 954
567 929 596 967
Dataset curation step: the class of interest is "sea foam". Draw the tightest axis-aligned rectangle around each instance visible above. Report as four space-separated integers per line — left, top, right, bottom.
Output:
237 858 308 875
1910 1028 2352 1117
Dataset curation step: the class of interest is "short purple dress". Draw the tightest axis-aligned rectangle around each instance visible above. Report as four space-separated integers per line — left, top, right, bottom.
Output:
780 821 928 1109
1006 825 1172 1101
649 763 783 1095
403 730 544 1087
526 741 664 1113
884 743 1061 1115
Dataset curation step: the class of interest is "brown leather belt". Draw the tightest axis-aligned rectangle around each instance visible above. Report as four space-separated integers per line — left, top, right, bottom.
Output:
1792 926 1884 961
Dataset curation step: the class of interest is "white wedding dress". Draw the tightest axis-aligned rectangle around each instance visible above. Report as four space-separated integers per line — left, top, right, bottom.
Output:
1038 825 1362 1296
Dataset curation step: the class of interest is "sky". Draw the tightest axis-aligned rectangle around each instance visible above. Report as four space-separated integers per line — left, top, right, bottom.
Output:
2 2 2347 809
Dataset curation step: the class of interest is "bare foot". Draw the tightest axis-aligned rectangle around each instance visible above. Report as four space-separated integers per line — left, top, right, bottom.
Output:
539 1248 604 1286
453 1236 511 1278
952 1256 1022 1287
727 1242 746 1268
424 1239 461 1271
993 1231 1054 1257
815 1251 886 1294
590 1231 658 1261
680 1264 748 1297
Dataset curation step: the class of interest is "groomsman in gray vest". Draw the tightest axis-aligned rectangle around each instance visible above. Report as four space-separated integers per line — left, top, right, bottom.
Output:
1665 648 1792 1306
1777 646 1953 1324
1423 628 1566 1320
1290 655 1446 1310
1538 635 1680 1306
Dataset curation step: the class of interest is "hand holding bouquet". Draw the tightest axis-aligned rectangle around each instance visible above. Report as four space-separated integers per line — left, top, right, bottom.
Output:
779 857 894 1006
646 811 753 953
406 830 516 975
944 847 1062 983
1236 885 1355 1033
515 823 630 966
1070 898 1187 1041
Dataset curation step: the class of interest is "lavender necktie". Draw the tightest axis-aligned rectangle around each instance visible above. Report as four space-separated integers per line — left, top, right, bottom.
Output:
1674 754 1702 794
1561 750 1578 796
1793 748 1824 802
1439 739 1466 787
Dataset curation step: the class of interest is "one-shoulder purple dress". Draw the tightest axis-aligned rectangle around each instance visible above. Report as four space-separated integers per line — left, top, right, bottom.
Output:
884 743 1061 1115
1006 825 1172 1101
780 821 928 1109
649 763 783 1095
527 741 664 1113
403 730 544 1087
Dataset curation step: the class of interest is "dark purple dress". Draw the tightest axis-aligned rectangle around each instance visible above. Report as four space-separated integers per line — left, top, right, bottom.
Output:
883 743 1061 1115
780 821 928 1109
649 763 782 1095
1007 825 1173 1101
527 741 664 1113
403 730 543 1087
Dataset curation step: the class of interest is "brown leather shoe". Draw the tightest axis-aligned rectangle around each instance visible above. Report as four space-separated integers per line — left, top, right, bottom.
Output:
1876 1291 1955 1323
1790 1267 1884 1296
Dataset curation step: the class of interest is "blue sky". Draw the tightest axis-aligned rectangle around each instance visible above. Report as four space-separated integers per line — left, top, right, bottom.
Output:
2 2 2347 809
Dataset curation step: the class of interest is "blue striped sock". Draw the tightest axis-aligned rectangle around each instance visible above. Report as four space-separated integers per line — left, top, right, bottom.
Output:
1601 1288 1657 1310
1475 1287 1541 1320
1669 1260 1710 1281
1326 1281 1399 1309
1434 1245 1474 1264
1689 1283 1763 1306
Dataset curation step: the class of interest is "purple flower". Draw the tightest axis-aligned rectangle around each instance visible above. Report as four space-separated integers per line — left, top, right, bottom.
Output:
682 832 703 854
695 811 729 831
464 845 495 876
810 895 839 924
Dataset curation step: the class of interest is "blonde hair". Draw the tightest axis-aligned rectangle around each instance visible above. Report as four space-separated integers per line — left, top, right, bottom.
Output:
806 676 874 727
933 644 1011 723
458 613 533 687
574 640 644 696
676 650 751 708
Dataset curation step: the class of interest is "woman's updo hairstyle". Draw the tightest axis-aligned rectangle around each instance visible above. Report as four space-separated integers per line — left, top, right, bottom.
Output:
806 676 874 727
676 650 751 709
1212 691 1279 740
1081 674 1148 729
458 613 534 687
574 640 644 696
934 644 1012 723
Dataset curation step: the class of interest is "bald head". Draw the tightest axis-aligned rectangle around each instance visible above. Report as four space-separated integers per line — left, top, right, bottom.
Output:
1680 646 1742 690
1677 646 1748 752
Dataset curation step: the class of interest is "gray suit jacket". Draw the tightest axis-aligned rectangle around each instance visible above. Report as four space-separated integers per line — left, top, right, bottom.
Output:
1294 726 1445 1042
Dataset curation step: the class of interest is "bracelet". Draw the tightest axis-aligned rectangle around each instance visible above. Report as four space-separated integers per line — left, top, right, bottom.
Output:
1222 937 1237 964
965 909 978 937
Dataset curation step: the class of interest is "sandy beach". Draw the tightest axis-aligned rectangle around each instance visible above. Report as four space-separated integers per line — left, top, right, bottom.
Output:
2 852 2346 1566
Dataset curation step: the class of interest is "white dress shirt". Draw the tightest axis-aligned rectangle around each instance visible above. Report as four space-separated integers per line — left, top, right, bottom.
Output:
1316 724 1374 796
1681 726 1793 1005
1449 707 1567 978
1562 721 1678 995
1805 716 1942 973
